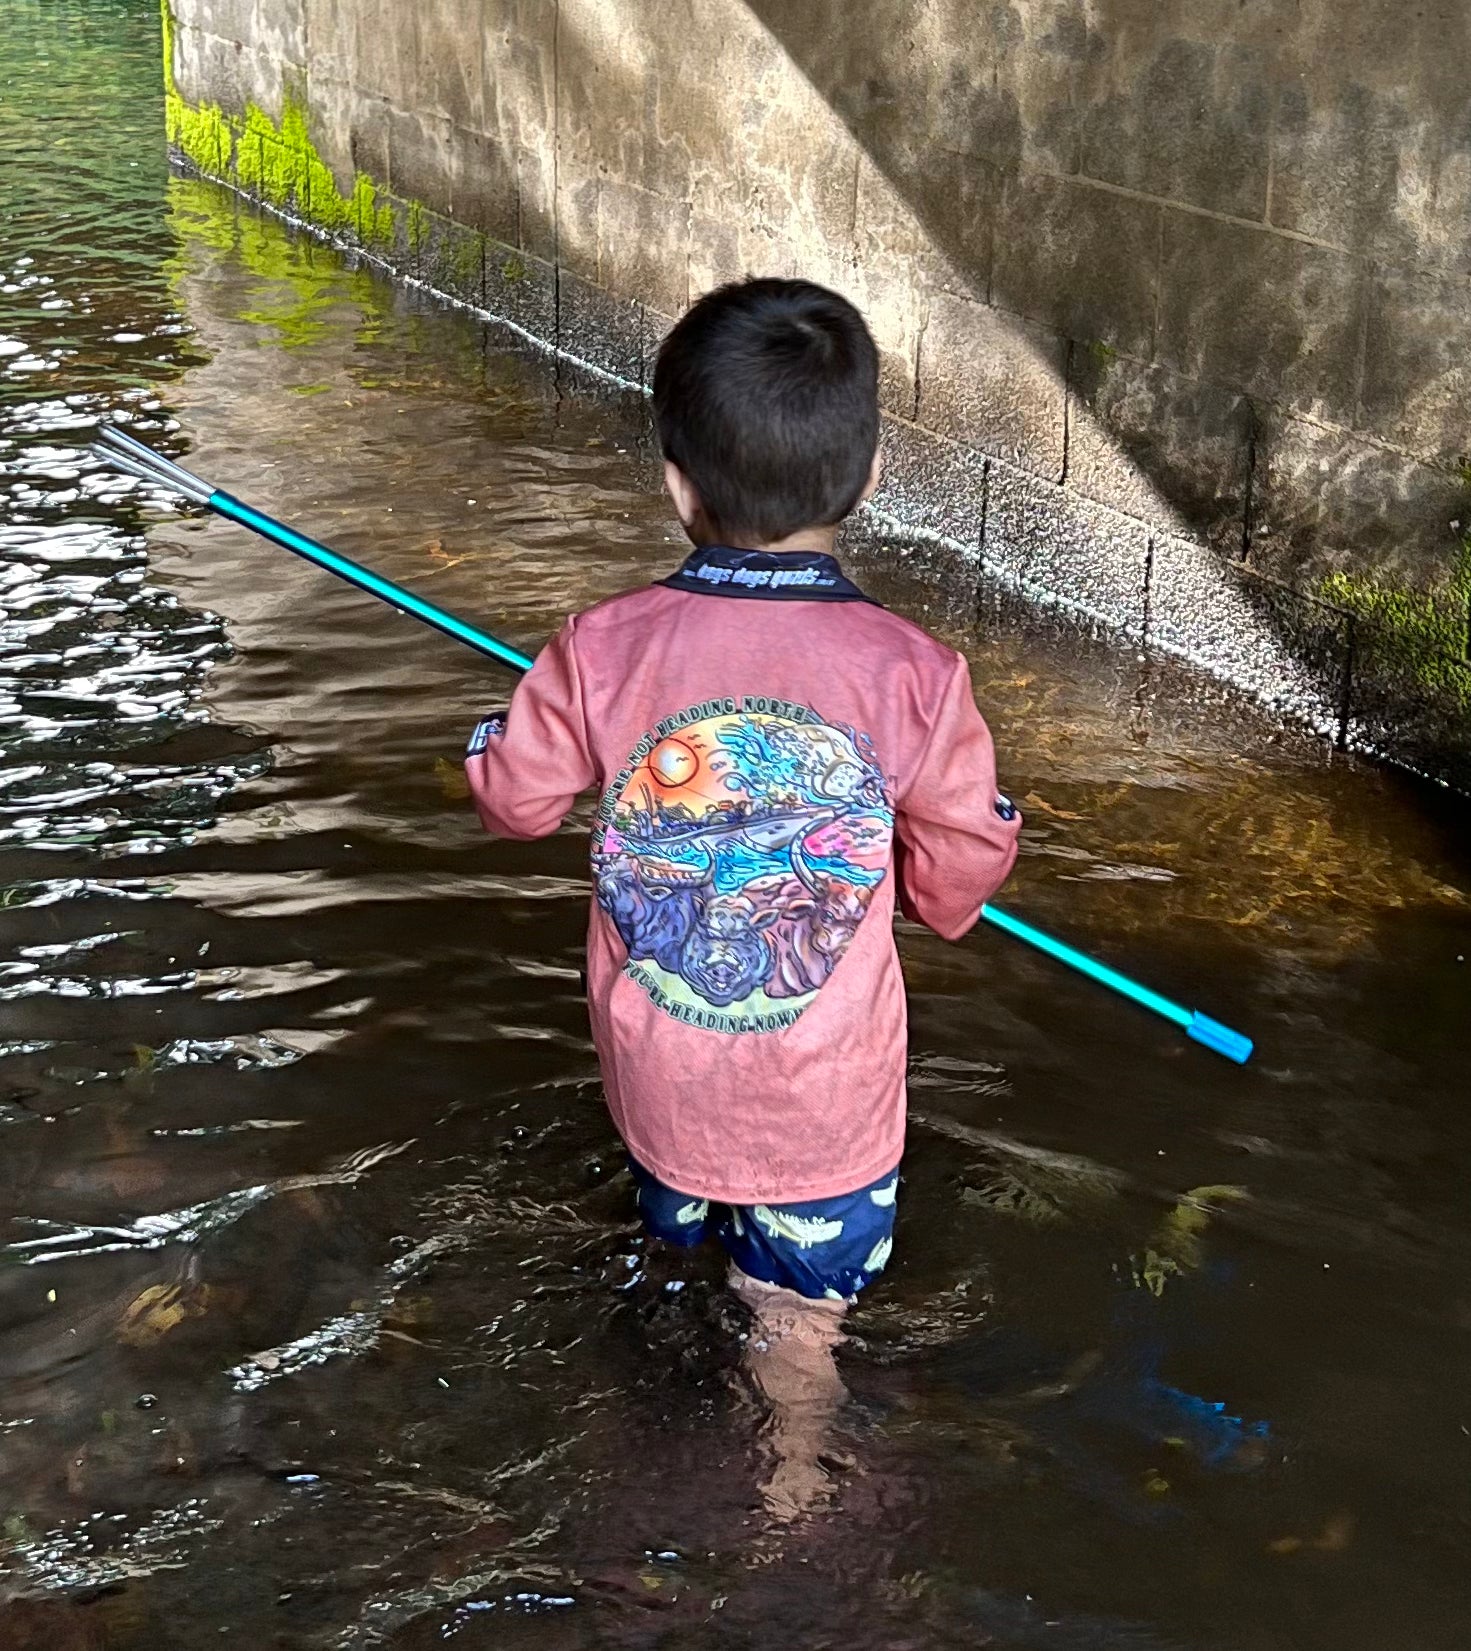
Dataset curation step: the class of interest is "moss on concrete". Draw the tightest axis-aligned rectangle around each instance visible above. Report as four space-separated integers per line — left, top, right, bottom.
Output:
446 227 486 298
161 0 393 248
406 199 430 259
162 1 233 177
159 8 502 327
1321 542 1471 705
351 174 395 250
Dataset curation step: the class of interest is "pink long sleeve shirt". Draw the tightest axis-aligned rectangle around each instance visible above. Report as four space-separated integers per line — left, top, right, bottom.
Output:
465 546 1021 1204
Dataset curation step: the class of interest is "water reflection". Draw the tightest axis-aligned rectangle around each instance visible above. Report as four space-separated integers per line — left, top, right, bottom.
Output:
4 2 1471 1647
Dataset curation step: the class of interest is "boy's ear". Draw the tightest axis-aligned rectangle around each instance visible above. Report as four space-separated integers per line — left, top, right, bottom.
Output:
663 460 702 529
858 444 883 506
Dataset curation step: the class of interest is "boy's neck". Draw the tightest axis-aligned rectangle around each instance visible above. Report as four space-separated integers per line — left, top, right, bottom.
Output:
697 525 839 558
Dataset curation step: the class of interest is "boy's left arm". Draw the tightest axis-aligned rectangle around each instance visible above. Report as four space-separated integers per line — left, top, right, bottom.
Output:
464 616 597 839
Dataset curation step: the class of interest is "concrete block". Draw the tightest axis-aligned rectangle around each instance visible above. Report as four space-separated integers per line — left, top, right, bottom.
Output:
254 0 306 77
840 510 986 630
397 0 483 130
1066 349 1252 555
171 23 223 121
855 150 999 304
484 0 557 154
931 0 1087 176
348 0 413 106
347 94 391 194
747 0 1086 178
558 270 644 385
300 0 355 87
985 460 1150 634
730 225 802 283
447 123 518 245
870 415 988 551
555 3 653 188
852 156 926 265
385 105 455 218
640 306 678 390
516 142 557 262
483 243 557 342
183 0 256 49
301 69 358 200
421 214 486 310
689 210 867 303
1251 413 1466 588
555 163 601 285
1430 112 1471 278
1079 38 1272 220
917 294 1067 481
178 28 280 123
823 251 925 418
1267 0 1471 267
379 189 424 276
994 173 1160 358
597 180 691 317
1270 80 1437 263
688 213 743 300
647 15 752 220
734 42 860 253
239 43 288 124
1236 574 1355 738
1156 213 1366 425
1147 535 1344 733
1359 266 1471 464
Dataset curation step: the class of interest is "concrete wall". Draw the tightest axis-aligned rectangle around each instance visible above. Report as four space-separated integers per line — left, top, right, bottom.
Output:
165 0 1471 788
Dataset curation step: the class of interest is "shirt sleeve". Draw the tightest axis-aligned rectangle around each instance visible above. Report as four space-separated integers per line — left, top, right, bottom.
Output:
464 616 597 840
894 653 1022 941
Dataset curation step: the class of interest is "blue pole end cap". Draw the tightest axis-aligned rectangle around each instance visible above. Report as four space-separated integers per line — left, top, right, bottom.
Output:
1187 1012 1253 1064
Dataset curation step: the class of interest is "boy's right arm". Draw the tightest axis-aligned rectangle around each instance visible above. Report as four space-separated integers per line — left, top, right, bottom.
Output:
464 616 597 840
894 652 1022 941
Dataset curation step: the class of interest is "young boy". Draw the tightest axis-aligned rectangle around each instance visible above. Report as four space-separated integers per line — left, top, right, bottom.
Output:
465 278 1020 1331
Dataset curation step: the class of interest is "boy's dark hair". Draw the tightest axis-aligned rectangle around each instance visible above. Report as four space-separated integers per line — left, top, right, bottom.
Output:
652 278 880 545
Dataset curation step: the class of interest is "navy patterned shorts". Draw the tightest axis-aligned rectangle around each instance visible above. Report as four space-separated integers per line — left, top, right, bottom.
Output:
629 1158 900 1302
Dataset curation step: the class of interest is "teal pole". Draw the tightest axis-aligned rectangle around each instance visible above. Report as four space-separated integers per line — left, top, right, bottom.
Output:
209 491 535 674
89 423 1252 1068
213 490 1252 1065
978 904 1252 1063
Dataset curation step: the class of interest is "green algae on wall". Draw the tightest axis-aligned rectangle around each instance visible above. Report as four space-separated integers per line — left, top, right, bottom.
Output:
1321 543 1471 708
160 0 393 249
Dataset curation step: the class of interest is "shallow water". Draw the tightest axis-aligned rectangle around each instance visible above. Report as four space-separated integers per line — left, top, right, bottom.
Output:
3 4 1471 1647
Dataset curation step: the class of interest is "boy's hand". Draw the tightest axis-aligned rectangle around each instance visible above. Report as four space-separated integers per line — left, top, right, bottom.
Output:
466 711 509 755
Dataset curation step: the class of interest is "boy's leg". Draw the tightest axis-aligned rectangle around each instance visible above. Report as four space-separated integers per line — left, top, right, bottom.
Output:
730 1265 848 1524
728 1263 848 1408
717 1167 900 1522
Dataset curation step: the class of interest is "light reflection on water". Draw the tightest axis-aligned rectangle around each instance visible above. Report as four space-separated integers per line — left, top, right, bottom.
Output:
3 3 1471 1648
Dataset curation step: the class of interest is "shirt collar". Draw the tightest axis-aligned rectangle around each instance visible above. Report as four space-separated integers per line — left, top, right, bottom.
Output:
659 544 877 604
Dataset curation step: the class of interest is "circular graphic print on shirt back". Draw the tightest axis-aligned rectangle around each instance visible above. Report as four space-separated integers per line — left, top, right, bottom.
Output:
592 696 894 1033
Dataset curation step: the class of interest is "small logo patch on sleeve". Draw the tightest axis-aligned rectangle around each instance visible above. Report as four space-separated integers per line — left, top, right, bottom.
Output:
995 794 1017 821
467 714 506 756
